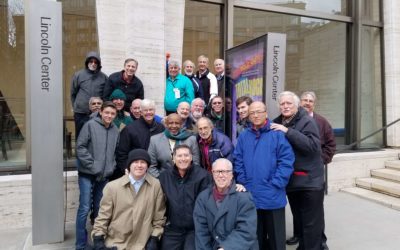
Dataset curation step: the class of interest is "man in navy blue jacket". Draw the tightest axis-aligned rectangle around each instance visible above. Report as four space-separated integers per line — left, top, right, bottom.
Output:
234 101 294 250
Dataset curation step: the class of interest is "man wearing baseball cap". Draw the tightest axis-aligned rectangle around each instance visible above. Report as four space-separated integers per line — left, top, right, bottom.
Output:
92 149 166 250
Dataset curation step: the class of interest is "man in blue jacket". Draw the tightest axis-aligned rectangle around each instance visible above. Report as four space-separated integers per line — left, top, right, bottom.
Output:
234 101 294 250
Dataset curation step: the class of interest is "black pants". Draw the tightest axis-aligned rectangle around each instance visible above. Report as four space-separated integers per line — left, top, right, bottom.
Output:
257 208 286 250
74 112 90 139
161 227 195 250
287 189 324 250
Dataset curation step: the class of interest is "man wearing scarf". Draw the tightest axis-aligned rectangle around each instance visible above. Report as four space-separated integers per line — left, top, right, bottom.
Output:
109 89 133 130
148 113 200 177
194 158 258 250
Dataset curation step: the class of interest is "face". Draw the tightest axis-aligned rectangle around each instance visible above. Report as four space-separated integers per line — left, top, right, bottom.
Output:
141 106 155 123
100 107 117 126
173 148 193 172
212 161 233 191
249 102 267 128
112 98 125 111
279 95 298 118
301 94 315 113
130 100 141 119
166 114 182 135
197 119 212 140
87 58 98 71
124 60 137 77
214 59 224 75
237 101 250 120
129 159 148 180
184 62 195 75
168 64 180 78
197 57 208 72
90 98 103 113
177 103 190 120
191 100 204 119
211 97 224 114
225 98 232 112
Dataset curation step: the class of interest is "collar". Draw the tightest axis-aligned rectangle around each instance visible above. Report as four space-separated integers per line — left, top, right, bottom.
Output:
128 174 146 185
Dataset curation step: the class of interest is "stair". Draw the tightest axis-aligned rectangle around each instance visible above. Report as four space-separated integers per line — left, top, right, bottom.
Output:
341 160 400 210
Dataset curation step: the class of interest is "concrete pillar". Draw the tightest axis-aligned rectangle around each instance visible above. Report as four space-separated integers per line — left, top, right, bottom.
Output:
96 0 185 115
384 0 400 146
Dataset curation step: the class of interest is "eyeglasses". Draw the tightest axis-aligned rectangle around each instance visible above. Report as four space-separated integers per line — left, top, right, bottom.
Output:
91 102 102 105
249 110 266 116
88 59 98 64
212 170 232 175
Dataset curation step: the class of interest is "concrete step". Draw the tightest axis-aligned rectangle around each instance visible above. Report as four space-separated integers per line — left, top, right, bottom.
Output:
356 177 400 197
385 160 400 170
371 168 400 183
341 187 400 211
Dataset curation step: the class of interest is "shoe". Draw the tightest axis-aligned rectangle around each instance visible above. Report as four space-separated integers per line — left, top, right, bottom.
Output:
286 236 300 245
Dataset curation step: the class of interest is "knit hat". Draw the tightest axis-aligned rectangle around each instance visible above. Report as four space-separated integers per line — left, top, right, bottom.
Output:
126 149 151 170
109 89 126 101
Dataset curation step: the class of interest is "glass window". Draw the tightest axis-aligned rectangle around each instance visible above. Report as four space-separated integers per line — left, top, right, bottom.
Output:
361 0 381 22
0 0 26 169
183 0 222 68
234 8 347 143
360 26 383 147
239 0 347 16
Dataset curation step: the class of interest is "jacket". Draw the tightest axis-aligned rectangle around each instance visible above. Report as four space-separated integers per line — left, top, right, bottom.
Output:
103 71 144 111
273 107 324 191
164 74 194 112
314 113 336 164
159 165 212 231
233 120 294 209
76 116 119 180
147 132 200 177
198 129 234 169
196 69 218 105
116 118 165 172
193 183 259 250
70 52 108 114
92 174 166 249
185 74 204 99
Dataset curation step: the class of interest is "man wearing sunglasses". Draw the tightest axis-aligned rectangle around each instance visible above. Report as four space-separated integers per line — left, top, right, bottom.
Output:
71 51 108 138
234 101 295 250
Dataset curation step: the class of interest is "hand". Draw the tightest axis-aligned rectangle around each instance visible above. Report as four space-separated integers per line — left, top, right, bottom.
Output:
235 184 246 192
145 236 160 250
270 123 288 133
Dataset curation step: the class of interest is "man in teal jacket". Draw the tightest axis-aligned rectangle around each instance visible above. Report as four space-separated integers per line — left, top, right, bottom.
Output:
164 60 194 114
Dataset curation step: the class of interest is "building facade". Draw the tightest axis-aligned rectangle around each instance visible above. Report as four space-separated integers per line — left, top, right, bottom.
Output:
1 0 399 171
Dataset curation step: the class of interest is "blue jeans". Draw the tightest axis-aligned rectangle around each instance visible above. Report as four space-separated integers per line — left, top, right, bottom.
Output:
75 174 107 249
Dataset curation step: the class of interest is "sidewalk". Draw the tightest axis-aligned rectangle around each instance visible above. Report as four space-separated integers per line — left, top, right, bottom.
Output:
2 191 400 250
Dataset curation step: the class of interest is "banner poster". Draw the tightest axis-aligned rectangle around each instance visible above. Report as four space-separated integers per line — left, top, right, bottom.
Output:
226 36 266 145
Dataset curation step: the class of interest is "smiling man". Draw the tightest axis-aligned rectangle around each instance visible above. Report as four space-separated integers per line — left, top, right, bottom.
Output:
158 145 211 250
234 101 294 250
194 158 258 250
104 58 144 111
165 60 194 114
92 149 166 250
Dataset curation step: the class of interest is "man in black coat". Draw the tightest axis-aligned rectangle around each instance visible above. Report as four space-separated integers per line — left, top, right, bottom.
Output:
115 99 164 179
271 91 325 250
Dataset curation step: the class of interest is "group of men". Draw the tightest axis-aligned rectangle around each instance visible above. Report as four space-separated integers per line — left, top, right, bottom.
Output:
71 51 336 250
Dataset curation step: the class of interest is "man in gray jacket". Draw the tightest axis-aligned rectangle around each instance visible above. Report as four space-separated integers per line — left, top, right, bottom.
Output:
71 51 108 138
75 101 120 250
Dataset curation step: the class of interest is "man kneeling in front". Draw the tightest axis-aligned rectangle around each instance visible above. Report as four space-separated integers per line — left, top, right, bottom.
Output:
193 158 258 250
91 149 166 250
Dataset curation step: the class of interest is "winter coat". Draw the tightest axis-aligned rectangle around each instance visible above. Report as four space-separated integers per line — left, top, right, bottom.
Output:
92 174 166 250
193 183 259 250
198 129 234 169
159 164 212 231
273 107 324 191
147 132 200 177
76 116 119 180
196 69 218 105
185 74 204 100
314 113 336 164
116 118 165 172
164 74 194 112
70 52 108 114
233 120 294 209
103 71 144 111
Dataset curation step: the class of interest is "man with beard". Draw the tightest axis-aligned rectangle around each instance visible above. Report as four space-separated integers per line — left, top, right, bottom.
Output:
71 51 108 138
